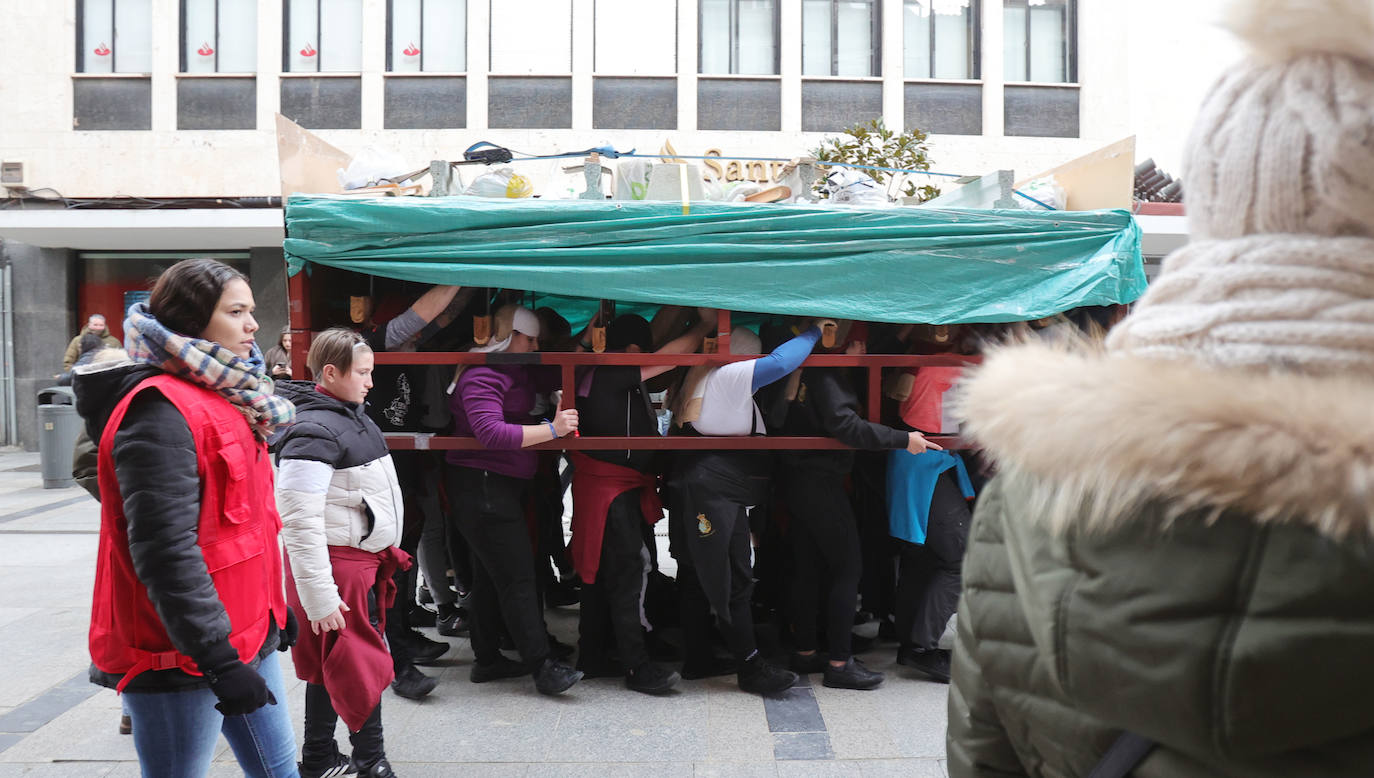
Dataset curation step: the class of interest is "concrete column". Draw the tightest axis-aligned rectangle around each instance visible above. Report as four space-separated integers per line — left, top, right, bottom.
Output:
571 0 594 130
467 0 490 130
981 0 1005 138
779 0 801 132
151 0 178 131
258 0 284 129
361 0 386 130
677 0 697 131
3 242 75 451
882 0 904 130
249 246 288 357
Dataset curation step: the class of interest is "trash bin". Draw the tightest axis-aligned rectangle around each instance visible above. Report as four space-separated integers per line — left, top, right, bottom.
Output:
37 386 79 489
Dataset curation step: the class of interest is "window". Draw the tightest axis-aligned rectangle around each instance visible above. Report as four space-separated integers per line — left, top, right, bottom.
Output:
700 0 778 75
284 0 363 72
181 0 257 72
1004 0 1075 82
803 0 879 77
77 0 152 73
594 0 676 75
489 0 571 73
903 0 977 80
388 0 466 72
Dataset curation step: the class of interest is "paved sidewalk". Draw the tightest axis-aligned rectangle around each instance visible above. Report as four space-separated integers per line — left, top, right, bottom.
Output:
0 449 949 777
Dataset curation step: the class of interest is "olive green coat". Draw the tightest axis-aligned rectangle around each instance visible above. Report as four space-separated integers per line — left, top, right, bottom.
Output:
947 343 1374 778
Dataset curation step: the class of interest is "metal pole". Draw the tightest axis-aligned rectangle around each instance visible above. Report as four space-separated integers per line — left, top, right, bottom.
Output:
0 261 16 446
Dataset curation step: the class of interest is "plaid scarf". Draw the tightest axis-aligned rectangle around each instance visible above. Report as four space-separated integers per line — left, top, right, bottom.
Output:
124 302 295 440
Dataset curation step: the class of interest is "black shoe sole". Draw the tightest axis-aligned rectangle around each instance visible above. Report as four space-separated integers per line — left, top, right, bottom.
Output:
896 654 951 684
626 670 681 695
470 662 531 683
739 670 798 696
822 674 885 690
390 676 437 700
535 669 584 695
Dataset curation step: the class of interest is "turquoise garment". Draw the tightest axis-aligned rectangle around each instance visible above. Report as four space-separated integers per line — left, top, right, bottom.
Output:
284 195 1146 324
887 450 975 545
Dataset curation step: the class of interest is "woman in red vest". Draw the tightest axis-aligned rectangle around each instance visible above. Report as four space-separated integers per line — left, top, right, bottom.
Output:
73 258 299 778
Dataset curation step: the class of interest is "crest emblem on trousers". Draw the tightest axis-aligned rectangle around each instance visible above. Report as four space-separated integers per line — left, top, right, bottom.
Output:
697 513 713 537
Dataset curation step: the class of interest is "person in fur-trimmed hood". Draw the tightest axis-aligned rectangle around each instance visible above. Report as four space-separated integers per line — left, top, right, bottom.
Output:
946 1 1374 776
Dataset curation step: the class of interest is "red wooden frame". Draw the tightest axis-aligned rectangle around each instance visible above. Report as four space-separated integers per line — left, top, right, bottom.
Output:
287 272 978 450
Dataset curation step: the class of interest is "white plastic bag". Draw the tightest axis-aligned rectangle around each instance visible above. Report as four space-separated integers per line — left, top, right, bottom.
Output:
462 167 533 198
337 147 413 190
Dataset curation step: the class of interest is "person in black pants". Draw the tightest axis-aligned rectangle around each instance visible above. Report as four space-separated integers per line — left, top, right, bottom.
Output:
764 324 937 689
894 467 971 683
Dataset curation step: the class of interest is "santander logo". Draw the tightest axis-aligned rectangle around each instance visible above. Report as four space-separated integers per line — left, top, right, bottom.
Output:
403 42 420 57
300 42 317 57
93 42 111 56
197 41 214 56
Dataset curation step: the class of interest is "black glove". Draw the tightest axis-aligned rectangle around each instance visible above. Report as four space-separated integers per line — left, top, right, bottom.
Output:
206 660 276 716
277 608 299 651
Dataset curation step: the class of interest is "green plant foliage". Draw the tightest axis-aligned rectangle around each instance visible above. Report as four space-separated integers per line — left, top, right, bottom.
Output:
811 117 941 202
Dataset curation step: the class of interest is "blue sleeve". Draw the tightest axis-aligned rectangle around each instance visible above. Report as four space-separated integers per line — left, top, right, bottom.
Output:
750 326 822 392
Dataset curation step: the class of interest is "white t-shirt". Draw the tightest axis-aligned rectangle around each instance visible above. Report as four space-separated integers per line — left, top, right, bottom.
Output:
690 360 766 436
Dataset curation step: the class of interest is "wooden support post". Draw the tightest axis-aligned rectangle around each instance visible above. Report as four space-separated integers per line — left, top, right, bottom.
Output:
715 309 731 354
867 365 882 423
560 363 577 412
288 270 312 380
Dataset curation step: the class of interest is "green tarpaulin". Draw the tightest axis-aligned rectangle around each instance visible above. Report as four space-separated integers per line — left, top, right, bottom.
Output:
284 195 1146 324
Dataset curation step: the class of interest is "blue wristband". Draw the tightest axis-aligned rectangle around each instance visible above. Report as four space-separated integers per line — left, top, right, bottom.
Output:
545 420 558 438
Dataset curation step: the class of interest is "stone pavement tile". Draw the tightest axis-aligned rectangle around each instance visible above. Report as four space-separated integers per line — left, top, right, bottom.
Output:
0 610 39 631
692 762 779 778
388 683 567 764
0 763 119 776
825 724 902 761
0 611 101 711
762 686 825 733
771 731 834 761
0 673 98 735
858 758 946 777
772 760 867 776
393 763 528 777
0 692 137 764
528 762 695 777
539 677 710 763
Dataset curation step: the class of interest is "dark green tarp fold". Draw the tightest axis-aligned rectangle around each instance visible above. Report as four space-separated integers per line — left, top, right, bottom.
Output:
284 195 1146 323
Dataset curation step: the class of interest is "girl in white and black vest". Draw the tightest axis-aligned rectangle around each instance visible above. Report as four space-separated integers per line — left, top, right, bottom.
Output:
274 328 408 778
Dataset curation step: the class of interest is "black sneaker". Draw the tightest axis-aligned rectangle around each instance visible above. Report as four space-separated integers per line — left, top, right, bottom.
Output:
545 578 580 608
470 654 530 683
534 657 583 695
390 664 437 699
737 658 798 696
680 655 737 680
625 662 680 695
436 609 469 637
823 657 885 690
351 757 395 778
789 652 828 675
300 747 356 778
407 631 450 666
897 646 951 684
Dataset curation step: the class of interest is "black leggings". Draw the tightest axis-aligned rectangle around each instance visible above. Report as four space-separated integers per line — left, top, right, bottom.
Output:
784 470 862 661
895 469 970 650
577 489 650 671
303 683 383 767
445 465 550 667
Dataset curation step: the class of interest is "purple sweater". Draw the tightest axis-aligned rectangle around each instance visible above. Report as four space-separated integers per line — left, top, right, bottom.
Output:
446 365 541 479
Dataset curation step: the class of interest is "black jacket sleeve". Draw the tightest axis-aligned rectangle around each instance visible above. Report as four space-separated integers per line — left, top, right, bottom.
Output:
113 391 239 672
808 369 909 451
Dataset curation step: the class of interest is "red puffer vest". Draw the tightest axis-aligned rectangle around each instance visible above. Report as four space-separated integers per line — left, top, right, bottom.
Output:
89 374 287 691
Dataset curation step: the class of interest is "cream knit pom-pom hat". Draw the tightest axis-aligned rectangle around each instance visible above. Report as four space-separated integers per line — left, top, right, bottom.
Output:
1185 0 1374 240
1106 0 1374 375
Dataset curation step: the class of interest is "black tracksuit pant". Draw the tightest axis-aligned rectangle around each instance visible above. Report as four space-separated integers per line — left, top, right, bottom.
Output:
446 465 550 667
577 488 651 672
672 451 770 663
302 683 383 768
783 468 862 661
895 469 970 650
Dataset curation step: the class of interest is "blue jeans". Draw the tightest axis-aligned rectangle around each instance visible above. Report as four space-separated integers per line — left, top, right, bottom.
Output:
123 652 299 778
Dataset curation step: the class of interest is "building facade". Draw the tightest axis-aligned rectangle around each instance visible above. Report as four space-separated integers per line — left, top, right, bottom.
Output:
0 0 1233 447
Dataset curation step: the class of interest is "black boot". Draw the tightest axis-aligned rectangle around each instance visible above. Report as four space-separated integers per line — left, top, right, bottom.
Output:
737 656 798 696
390 664 437 699
533 657 583 695
897 646 951 684
823 657 885 690
625 661 680 695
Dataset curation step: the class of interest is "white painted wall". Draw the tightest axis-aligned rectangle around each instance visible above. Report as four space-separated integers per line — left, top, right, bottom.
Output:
0 0 1244 200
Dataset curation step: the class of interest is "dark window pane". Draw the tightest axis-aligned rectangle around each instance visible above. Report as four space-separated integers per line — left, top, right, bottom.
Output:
487 77 571 129
593 78 676 130
801 80 882 132
73 77 151 130
177 77 256 130
1004 84 1078 137
697 79 780 131
384 77 466 129
904 82 981 135
280 77 362 129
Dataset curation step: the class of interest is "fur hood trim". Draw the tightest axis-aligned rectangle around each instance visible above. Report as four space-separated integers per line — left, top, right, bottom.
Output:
955 340 1374 539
